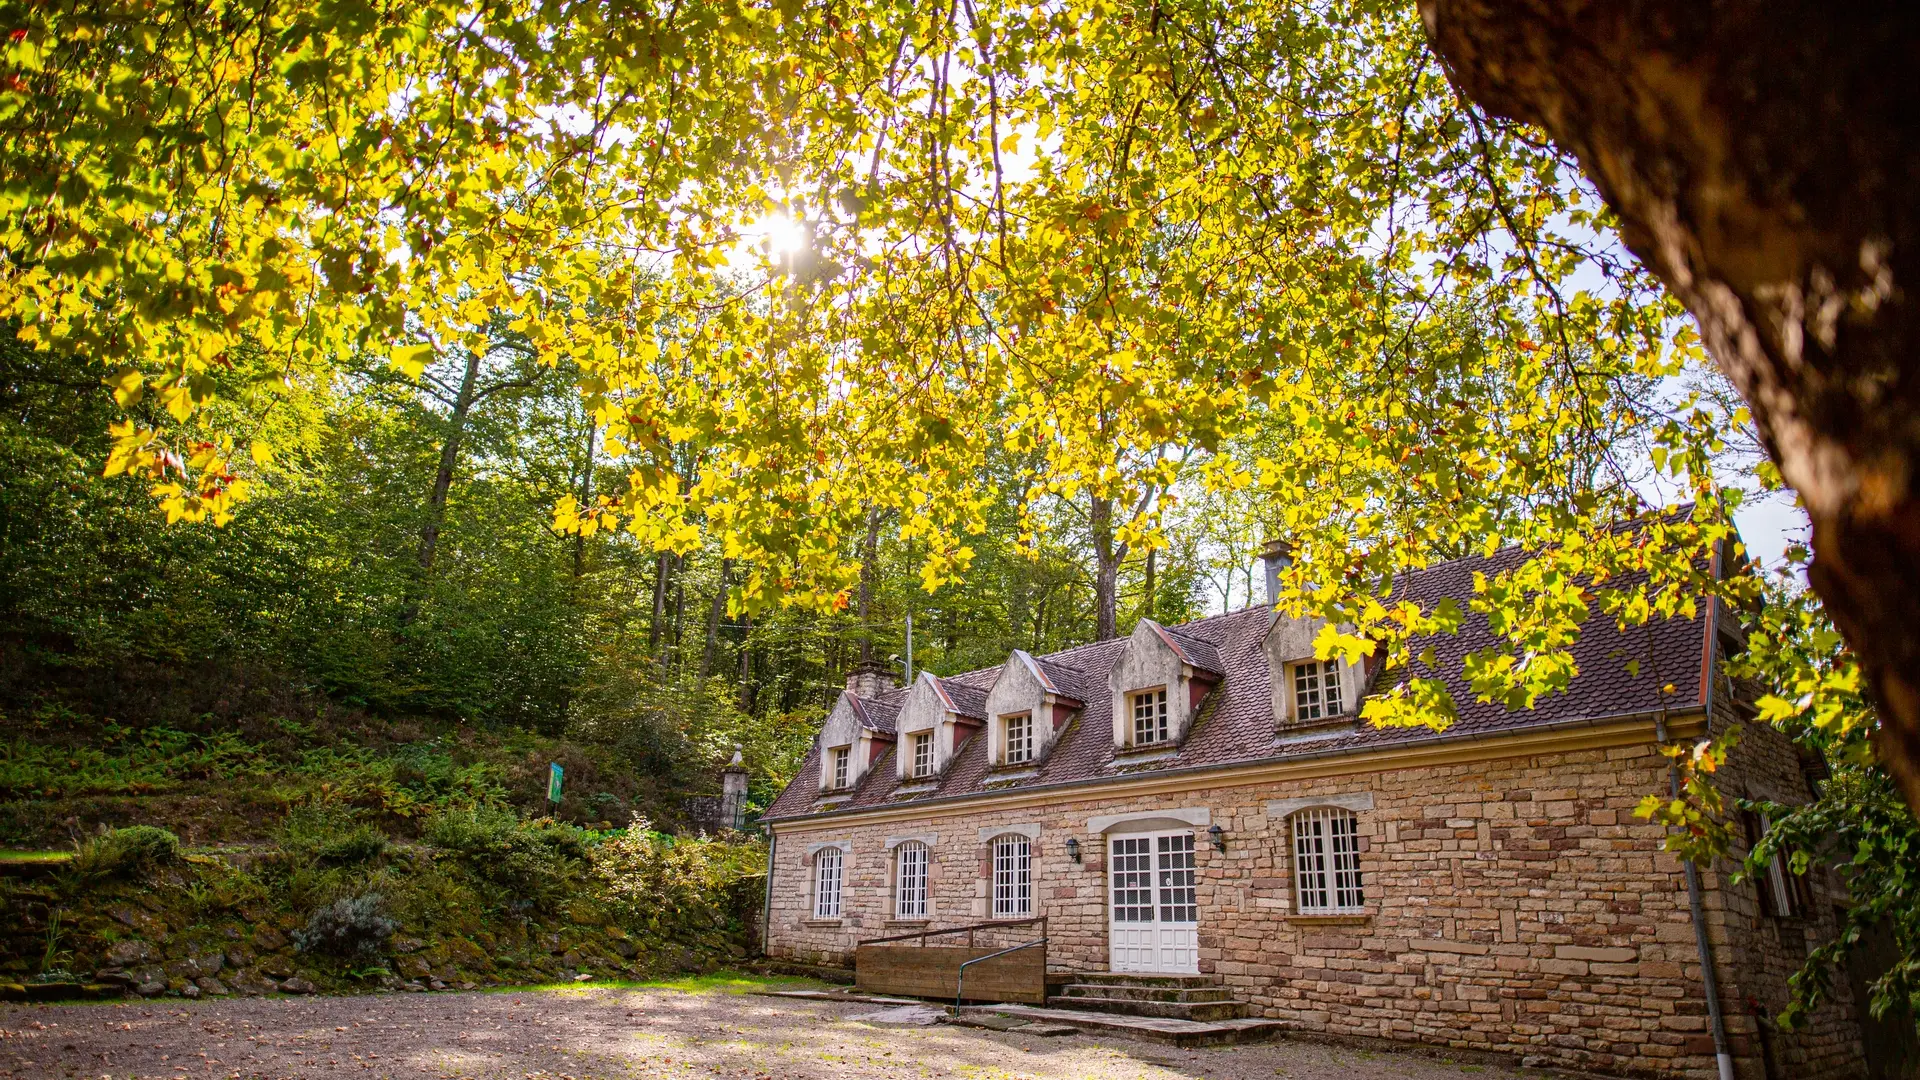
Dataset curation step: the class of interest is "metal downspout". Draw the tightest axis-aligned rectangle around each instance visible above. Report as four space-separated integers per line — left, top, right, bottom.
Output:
1670 600 1735 1080
761 830 776 959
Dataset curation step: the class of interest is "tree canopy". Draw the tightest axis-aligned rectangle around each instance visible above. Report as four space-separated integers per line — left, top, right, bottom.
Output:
4 0 1747 725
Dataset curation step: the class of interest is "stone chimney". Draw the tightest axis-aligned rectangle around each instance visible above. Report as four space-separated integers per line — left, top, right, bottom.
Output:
845 659 898 699
719 749 749 831
1259 539 1294 608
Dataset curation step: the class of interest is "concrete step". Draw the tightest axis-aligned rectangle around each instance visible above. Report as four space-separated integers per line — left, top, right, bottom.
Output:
1068 972 1219 989
1046 994 1245 1022
1055 982 1233 1004
958 1004 1285 1048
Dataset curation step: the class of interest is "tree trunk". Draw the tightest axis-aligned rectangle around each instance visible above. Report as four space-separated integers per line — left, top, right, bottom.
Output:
702 558 730 679
672 553 686 669
1417 0 1920 812
417 349 482 574
649 552 670 653
858 508 881 665
1143 547 1156 622
572 412 595 581
1091 493 1120 640
738 609 754 709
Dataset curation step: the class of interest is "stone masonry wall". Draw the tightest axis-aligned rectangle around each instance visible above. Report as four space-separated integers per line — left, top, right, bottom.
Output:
1705 677 1864 1080
767 730 1867 1080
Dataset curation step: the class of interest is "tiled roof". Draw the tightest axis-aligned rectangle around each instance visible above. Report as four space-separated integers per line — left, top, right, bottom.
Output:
764 541 1711 822
934 675 989 720
1033 655 1092 703
849 692 901 735
1155 622 1225 677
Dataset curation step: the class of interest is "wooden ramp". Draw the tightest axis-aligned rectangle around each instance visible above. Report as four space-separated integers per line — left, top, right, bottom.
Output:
853 918 1048 1005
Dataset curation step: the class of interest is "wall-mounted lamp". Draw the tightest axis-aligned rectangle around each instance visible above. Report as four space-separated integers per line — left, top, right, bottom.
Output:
1208 824 1227 852
1065 837 1082 864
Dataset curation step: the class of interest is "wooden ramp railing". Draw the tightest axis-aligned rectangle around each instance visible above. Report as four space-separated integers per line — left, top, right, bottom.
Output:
854 917 1048 1004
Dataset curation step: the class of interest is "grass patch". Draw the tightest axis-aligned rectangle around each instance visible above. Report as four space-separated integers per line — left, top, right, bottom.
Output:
488 969 829 996
0 850 72 863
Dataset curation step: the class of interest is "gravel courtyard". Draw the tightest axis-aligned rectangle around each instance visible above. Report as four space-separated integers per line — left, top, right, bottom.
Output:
2 983 1547 1080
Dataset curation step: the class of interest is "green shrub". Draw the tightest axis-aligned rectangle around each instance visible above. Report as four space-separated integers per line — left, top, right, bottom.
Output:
278 805 388 867
71 825 181 878
423 806 591 908
590 826 765 936
294 893 397 965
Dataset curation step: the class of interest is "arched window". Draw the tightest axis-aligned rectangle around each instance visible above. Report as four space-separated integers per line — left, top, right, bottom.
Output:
1291 808 1364 914
812 847 844 919
990 833 1032 918
894 842 929 920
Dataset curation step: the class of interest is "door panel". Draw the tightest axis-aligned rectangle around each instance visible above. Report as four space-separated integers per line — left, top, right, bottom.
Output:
1109 831 1199 974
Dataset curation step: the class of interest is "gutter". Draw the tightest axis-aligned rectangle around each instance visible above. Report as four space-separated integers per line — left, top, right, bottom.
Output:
764 704 1707 831
1680 587 1736 1080
760 829 776 959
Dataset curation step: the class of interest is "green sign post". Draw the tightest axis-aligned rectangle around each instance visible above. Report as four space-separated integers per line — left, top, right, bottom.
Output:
547 762 563 805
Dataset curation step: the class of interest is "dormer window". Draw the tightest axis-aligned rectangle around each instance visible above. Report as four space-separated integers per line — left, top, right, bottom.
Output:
1290 660 1344 720
829 745 851 789
909 731 934 779
1108 619 1221 751
1004 713 1033 765
1131 688 1170 745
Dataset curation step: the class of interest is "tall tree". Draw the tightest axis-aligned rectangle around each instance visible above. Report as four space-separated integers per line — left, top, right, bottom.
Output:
1416 0 1920 808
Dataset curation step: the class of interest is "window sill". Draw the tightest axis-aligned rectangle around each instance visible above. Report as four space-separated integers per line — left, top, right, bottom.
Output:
1112 744 1179 764
803 918 845 928
884 918 932 928
1286 913 1370 925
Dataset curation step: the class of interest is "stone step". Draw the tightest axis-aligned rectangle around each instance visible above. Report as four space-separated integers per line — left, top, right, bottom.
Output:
1056 982 1234 1004
1067 972 1220 989
1046 994 1246 1022
957 1004 1285 1048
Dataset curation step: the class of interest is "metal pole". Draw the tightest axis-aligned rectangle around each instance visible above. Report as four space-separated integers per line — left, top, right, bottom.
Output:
905 612 914 683
1660 697 1735 1080
761 830 777 959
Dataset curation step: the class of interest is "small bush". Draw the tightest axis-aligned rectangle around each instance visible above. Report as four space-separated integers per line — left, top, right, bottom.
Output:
279 805 387 867
72 826 181 878
590 825 765 936
293 893 396 965
424 806 591 908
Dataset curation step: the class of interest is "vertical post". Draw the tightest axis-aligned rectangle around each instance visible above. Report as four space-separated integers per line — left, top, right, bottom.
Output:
720 749 749 831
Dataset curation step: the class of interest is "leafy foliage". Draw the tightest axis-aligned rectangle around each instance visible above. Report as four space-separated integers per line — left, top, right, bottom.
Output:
1 0 1753 736
423 806 593 910
278 806 388 868
71 825 181 879
590 825 767 938
1640 563 1920 1030
293 893 398 966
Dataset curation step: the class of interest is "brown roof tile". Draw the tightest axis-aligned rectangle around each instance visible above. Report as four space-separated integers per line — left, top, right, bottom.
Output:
764 541 1710 822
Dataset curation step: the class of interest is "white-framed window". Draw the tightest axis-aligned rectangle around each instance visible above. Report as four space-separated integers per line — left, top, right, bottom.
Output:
829 745 851 789
1130 688 1169 745
910 731 934 779
991 833 1032 918
812 847 844 919
1292 808 1364 913
894 842 929 920
1004 713 1033 764
1290 660 1344 720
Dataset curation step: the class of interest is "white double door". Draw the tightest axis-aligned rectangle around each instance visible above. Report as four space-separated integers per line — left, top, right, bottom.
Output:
1107 830 1199 974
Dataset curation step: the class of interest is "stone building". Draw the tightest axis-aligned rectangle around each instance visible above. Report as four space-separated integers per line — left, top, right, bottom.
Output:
760 541 1866 1079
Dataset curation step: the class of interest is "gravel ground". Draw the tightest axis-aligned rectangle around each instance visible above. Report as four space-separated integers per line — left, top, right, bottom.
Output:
1 985 1547 1080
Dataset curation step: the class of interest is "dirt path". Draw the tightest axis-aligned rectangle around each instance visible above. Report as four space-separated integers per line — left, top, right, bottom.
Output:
2 985 1544 1080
